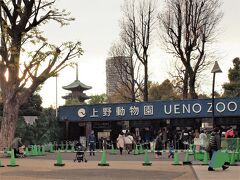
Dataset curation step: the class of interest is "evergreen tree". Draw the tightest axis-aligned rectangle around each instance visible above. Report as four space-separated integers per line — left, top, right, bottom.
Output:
0 93 42 116
223 57 240 97
88 94 107 104
148 79 180 101
15 108 63 145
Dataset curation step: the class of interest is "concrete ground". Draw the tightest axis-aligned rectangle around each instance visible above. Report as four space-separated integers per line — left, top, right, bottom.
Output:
0 151 239 180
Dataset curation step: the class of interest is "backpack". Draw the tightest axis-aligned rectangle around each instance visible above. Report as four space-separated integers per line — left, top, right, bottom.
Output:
209 134 217 151
205 142 211 152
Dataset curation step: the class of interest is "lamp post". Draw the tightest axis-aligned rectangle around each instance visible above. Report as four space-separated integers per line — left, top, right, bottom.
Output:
211 61 222 127
56 74 58 117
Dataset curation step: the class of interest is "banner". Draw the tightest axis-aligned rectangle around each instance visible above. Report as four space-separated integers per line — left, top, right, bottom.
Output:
59 97 240 122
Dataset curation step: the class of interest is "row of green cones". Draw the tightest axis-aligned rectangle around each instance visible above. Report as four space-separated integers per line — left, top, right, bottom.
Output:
1 149 239 168
4 143 77 157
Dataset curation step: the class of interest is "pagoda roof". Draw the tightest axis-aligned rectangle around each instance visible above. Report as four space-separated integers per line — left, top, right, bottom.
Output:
62 92 91 101
62 80 92 91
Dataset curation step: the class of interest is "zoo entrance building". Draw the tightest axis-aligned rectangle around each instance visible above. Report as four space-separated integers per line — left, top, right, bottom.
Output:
58 97 240 147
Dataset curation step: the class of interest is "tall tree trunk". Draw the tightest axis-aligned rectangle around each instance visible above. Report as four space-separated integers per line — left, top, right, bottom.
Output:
144 62 148 101
189 74 198 99
130 57 136 102
0 100 20 150
131 80 136 102
182 70 189 99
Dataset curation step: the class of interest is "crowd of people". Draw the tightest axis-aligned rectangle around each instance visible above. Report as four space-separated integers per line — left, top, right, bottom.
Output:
113 127 209 156
116 131 134 155
85 126 239 157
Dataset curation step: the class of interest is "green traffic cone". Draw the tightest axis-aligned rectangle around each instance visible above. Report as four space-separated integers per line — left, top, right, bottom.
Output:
189 144 194 155
71 143 75 152
37 145 41 156
54 150 65 166
230 151 237 166
172 150 181 165
49 144 54 153
33 145 37 156
139 144 144 154
193 150 196 160
30 145 34 156
41 145 45 156
7 150 19 167
201 151 209 165
65 143 68 152
61 143 64 151
110 144 116 155
142 150 152 166
134 144 139 155
32 145 35 156
6 150 11 157
98 150 109 166
33 145 38 156
0 160 4 167
183 150 192 165
25 147 29 156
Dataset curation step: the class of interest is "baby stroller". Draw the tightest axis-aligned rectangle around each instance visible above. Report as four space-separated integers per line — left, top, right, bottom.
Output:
73 142 87 163
18 145 25 158
12 145 25 158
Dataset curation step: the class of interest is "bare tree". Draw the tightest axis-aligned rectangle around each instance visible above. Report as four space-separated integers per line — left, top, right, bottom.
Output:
159 0 222 99
0 0 83 149
121 0 157 101
108 40 143 102
169 62 188 98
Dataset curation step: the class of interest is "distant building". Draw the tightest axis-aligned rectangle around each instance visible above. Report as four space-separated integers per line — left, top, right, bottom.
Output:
106 56 130 97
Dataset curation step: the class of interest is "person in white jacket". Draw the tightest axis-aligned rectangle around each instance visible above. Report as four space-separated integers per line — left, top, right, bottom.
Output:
124 132 134 154
117 132 125 155
199 130 207 150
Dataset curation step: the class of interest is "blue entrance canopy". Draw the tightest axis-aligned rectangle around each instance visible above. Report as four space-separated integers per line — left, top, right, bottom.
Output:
58 97 240 122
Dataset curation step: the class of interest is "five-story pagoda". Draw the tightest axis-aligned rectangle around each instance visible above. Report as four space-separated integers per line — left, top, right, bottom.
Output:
62 64 92 104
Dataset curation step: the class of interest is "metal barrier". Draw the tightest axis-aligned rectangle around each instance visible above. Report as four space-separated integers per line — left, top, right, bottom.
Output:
2 138 239 156
221 138 240 151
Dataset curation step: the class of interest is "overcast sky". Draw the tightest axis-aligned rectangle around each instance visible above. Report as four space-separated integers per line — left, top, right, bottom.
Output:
39 0 240 108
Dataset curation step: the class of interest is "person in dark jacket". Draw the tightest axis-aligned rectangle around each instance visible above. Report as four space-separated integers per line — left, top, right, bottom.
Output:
208 127 229 171
168 143 174 158
154 133 162 158
88 130 96 156
11 137 23 158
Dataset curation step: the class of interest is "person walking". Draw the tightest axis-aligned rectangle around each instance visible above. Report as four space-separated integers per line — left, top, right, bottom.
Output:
182 129 189 149
168 143 174 158
154 132 162 158
194 129 200 138
208 127 229 171
11 137 23 158
199 130 207 150
162 128 168 149
124 132 134 154
88 130 96 156
117 132 125 155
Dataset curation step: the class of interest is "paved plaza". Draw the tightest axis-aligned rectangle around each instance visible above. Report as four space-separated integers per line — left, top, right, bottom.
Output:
0 151 239 180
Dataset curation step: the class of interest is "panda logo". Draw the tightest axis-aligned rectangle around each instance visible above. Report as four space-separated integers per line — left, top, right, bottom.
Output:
78 108 86 117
